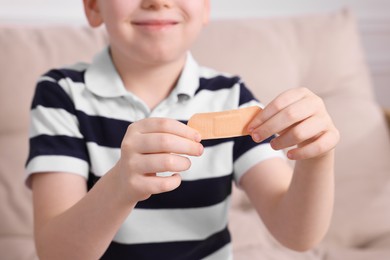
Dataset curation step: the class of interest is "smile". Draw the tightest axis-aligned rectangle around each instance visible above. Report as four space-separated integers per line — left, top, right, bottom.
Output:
132 20 179 30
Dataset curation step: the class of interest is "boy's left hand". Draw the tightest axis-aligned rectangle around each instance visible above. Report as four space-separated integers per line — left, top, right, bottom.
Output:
247 88 340 160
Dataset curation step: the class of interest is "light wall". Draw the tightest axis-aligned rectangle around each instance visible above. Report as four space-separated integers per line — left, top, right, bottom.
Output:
1 0 389 107
0 0 389 22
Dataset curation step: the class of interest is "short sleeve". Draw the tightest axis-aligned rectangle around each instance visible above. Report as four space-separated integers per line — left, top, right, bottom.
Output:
233 81 286 185
25 70 90 188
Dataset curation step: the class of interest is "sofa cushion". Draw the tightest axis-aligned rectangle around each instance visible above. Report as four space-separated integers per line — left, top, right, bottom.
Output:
0 237 38 260
0 25 107 248
0 26 107 133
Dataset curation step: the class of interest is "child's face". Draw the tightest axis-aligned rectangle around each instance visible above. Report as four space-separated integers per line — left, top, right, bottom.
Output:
84 0 210 65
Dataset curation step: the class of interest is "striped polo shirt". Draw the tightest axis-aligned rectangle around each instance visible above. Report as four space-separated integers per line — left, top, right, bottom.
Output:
26 47 285 259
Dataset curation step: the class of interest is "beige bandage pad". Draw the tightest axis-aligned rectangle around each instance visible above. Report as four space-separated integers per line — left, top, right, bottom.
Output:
187 106 262 140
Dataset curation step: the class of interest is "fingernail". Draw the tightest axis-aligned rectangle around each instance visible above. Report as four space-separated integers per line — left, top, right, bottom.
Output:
199 144 204 155
270 139 276 149
252 133 260 143
194 133 202 142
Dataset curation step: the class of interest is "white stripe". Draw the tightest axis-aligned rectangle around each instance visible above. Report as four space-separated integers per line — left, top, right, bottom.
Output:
168 87 241 120
181 141 234 181
239 99 264 109
37 76 56 83
114 197 230 244
85 140 234 181
30 106 82 138
234 144 286 184
57 79 144 122
202 244 233 260
55 78 72 97
86 142 120 176
170 95 262 121
26 155 89 178
58 77 80 96
86 141 242 181
88 140 234 181
190 86 240 113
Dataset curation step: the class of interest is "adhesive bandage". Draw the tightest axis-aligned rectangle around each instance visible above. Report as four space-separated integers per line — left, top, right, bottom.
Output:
187 106 262 140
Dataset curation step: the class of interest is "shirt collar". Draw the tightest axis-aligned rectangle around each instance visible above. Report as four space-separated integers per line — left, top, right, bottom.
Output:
84 47 200 100
172 52 200 100
84 47 128 98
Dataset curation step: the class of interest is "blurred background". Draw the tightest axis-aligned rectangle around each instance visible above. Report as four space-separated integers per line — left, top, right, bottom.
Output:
0 0 389 107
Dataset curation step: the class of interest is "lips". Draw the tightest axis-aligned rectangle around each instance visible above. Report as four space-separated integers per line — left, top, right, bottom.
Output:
132 19 179 30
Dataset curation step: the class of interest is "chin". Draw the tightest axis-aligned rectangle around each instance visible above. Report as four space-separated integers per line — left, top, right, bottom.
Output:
142 49 186 66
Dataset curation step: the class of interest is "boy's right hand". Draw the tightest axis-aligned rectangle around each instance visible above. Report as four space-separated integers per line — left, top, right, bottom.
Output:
114 118 203 203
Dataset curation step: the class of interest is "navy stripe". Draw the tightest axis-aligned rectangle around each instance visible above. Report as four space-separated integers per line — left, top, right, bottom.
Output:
88 174 233 209
87 171 98 190
43 68 85 83
31 81 75 113
201 137 234 148
233 135 273 162
77 111 130 148
78 117 234 150
101 227 231 260
137 174 232 209
239 82 258 106
27 135 90 164
195 75 240 94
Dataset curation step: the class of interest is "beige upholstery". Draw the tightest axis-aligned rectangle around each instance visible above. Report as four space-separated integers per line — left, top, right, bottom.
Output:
1 9 390 259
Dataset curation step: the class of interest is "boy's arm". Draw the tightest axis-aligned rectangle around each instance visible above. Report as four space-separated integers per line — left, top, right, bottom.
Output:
241 87 338 251
240 152 334 251
32 169 135 260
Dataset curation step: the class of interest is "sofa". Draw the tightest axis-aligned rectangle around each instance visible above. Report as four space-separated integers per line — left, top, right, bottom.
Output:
1 8 390 260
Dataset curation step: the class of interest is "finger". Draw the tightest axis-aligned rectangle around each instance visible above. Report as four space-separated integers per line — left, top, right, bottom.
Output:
142 173 182 195
134 133 204 156
251 96 318 142
131 153 192 174
270 116 326 150
286 130 339 160
132 118 201 142
248 87 311 131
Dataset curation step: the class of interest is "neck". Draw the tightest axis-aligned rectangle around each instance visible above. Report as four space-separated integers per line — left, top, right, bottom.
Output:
111 49 187 110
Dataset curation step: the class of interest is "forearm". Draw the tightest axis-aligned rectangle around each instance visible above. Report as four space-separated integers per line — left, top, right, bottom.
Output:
35 167 135 260
273 151 335 250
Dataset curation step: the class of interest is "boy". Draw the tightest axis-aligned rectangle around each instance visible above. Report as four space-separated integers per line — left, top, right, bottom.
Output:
26 0 340 259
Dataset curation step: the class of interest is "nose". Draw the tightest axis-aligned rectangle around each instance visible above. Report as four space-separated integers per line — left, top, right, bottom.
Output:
141 0 172 10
